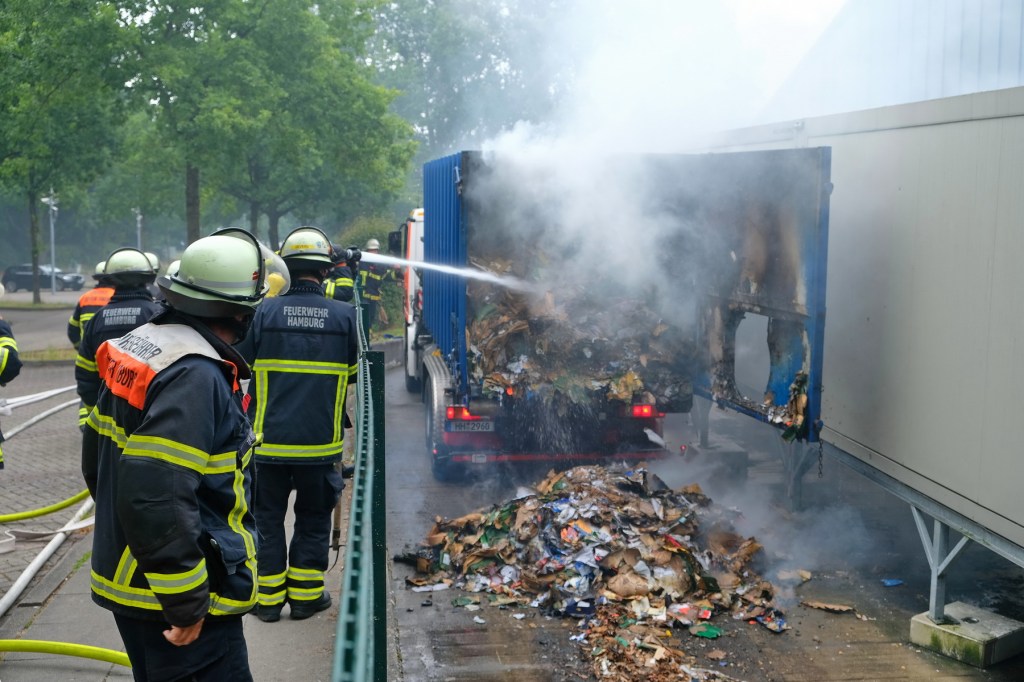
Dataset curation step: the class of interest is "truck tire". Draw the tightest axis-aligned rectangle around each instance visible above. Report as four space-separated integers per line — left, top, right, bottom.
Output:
425 375 457 481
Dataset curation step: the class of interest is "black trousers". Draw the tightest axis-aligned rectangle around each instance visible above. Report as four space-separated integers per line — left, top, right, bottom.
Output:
113 613 251 682
254 462 343 607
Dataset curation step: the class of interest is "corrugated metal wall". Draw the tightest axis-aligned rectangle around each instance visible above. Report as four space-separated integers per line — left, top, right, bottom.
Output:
422 152 469 392
764 0 1024 122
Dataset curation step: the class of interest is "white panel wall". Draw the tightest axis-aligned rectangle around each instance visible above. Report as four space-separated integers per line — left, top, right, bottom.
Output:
712 88 1024 548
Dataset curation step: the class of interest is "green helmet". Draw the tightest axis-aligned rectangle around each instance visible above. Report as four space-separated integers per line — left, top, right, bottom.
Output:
103 247 157 286
280 226 334 267
158 228 272 317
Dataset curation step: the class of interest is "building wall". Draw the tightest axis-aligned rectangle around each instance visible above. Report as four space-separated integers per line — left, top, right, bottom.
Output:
763 0 1024 123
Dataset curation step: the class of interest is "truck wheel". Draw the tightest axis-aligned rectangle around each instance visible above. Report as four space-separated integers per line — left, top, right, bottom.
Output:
425 376 458 481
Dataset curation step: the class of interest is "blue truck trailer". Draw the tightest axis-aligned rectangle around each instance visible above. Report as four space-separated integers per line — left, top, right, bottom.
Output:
407 149 831 481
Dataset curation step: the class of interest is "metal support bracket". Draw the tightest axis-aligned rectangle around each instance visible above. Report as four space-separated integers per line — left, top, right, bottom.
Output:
911 506 972 624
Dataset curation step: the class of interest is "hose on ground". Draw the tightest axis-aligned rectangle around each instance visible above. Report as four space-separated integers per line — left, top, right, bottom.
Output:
0 639 130 667
0 489 90 523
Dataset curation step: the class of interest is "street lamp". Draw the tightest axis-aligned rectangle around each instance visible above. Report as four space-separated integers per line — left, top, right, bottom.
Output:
40 190 58 294
132 207 142 250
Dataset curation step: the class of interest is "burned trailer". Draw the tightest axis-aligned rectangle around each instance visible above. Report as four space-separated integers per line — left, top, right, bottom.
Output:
415 149 831 481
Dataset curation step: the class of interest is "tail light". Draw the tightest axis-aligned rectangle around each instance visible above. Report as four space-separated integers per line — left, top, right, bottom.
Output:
622 404 665 418
446 406 482 421
631 404 654 418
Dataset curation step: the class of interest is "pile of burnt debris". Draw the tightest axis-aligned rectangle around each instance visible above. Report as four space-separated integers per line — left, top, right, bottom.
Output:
464 262 696 415
399 465 787 681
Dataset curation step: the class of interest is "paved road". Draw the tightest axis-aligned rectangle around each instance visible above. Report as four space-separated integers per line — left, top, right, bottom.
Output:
383 368 1024 681
0 303 344 682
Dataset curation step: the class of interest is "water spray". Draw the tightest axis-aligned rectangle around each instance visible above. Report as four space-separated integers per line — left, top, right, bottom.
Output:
360 252 539 293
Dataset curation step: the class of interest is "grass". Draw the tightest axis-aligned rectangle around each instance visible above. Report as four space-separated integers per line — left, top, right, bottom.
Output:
20 347 78 362
0 301 74 311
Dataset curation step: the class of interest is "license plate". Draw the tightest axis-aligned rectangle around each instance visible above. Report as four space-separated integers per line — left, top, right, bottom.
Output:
448 421 495 432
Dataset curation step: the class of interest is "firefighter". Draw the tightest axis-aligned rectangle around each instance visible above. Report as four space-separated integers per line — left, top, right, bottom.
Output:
0 283 23 470
323 244 358 303
67 261 115 349
75 248 163 429
81 229 272 681
236 226 358 623
357 237 397 331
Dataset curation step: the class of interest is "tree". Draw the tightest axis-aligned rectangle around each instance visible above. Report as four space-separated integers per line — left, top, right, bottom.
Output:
0 0 128 302
212 0 416 247
368 0 576 161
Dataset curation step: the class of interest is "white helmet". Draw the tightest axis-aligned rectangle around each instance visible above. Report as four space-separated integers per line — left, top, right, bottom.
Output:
164 260 180 278
144 252 160 271
0 282 5 299
158 228 285 317
92 261 109 281
280 227 334 267
104 248 157 286
364 238 380 251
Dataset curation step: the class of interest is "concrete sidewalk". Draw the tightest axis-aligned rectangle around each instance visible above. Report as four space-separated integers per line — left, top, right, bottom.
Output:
0 361 348 682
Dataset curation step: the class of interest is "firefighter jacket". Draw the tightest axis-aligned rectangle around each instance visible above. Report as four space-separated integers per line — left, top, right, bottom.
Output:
82 309 258 625
236 280 358 465
67 286 114 348
323 264 355 302
358 262 396 301
0 319 21 386
0 318 22 470
76 289 163 410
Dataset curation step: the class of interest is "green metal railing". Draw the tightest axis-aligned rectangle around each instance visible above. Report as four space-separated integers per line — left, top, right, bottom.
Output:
333 293 387 681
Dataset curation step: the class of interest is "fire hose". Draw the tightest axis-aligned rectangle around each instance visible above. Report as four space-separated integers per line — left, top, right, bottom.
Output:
0 388 131 669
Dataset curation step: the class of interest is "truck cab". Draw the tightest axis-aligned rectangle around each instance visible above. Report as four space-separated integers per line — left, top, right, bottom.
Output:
388 208 425 393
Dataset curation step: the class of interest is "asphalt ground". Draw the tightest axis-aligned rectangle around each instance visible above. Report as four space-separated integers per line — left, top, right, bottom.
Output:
0 299 346 681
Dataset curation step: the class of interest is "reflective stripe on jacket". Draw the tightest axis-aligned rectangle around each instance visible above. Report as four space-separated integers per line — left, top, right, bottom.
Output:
0 319 21 386
236 281 358 464
357 263 394 301
67 286 114 348
323 264 355 302
82 315 258 624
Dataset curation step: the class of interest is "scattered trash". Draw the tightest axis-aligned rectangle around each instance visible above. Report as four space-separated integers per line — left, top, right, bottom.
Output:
689 623 723 639
420 599 433 607
407 464 787 679
707 649 727 660
881 578 904 587
801 600 855 614
473 616 486 624
777 568 813 583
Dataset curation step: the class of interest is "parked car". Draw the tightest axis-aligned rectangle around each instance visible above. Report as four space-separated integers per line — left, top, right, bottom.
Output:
1 264 85 292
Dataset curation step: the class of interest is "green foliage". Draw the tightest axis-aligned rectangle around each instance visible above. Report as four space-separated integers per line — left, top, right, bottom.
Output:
368 0 575 161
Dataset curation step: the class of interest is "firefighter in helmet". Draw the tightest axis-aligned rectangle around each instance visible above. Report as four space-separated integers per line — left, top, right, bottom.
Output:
236 226 358 622
357 237 397 332
323 244 359 303
75 248 163 429
82 228 279 680
67 261 115 349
